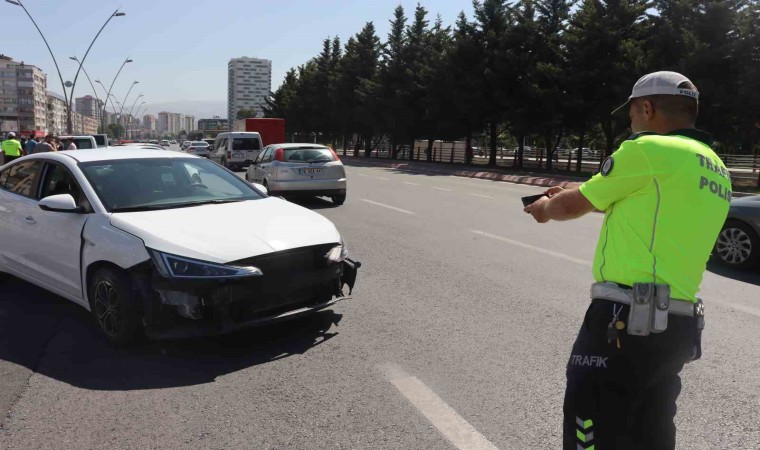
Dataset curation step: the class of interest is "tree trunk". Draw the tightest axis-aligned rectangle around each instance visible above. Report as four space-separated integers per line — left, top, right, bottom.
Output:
488 122 497 167
516 134 525 169
465 134 472 165
353 134 362 157
364 135 373 158
426 139 434 162
409 138 416 161
544 134 553 170
575 132 585 172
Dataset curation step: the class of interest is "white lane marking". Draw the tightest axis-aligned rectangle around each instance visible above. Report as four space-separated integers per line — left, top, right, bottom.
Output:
469 230 592 267
357 173 368 177
433 187 452 192
403 181 419 186
469 193 494 199
381 364 499 450
727 303 760 318
377 177 390 181
361 199 416 215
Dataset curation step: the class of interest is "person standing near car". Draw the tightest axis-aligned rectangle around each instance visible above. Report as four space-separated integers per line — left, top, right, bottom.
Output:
25 131 37 154
1 132 23 164
36 135 56 153
524 71 730 449
65 138 77 150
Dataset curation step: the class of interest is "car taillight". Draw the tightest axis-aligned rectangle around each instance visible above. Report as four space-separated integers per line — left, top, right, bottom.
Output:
329 147 340 161
275 148 285 161
226 151 231 159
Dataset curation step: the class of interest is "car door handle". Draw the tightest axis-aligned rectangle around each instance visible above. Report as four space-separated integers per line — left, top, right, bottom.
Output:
24 216 36 225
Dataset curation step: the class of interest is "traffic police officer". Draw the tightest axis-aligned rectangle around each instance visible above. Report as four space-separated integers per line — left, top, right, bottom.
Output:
525 71 730 449
1 132 23 164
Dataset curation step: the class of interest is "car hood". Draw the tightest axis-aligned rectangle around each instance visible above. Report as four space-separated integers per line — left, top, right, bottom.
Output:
109 197 341 263
731 195 760 207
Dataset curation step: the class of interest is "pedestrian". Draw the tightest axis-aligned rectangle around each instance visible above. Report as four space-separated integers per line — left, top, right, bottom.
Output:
524 71 729 449
54 137 64 151
25 131 37 155
65 138 77 150
36 135 56 153
1 132 23 164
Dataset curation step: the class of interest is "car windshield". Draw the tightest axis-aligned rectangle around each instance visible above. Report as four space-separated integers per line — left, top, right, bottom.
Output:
80 157 264 212
282 148 335 163
232 138 260 151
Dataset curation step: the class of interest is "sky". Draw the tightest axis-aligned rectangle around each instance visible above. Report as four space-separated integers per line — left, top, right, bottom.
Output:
3 0 475 119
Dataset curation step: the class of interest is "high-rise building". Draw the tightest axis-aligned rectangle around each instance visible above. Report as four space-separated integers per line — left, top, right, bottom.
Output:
143 114 156 132
46 91 67 135
182 115 195 132
75 95 103 126
158 111 178 136
0 54 48 133
227 57 272 128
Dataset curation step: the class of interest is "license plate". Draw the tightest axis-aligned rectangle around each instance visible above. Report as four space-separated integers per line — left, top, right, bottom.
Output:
298 168 322 174
233 152 244 159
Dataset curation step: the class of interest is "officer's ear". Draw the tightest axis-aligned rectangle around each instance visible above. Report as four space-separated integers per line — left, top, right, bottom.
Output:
640 99 656 121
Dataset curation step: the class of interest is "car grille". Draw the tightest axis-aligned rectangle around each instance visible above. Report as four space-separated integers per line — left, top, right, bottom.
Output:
221 244 341 323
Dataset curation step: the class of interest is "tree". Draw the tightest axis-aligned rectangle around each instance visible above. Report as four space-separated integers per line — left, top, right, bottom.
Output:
107 123 124 139
236 108 258 119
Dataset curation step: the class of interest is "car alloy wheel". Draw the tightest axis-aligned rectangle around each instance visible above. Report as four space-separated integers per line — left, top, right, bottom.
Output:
93 280 121 337
715 221 758 268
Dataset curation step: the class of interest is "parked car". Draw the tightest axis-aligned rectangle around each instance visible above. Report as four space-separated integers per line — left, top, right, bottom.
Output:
0 149 360 344
210 132 263 170
713 195 760 269
186 141 210 157
160 140 170 147
181 140 191 150
246 143 347 205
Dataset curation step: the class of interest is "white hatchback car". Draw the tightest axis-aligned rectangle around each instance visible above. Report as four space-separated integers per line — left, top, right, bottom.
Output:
0 150 360 344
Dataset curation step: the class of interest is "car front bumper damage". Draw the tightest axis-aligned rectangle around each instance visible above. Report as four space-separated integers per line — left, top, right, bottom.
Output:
130 250 360 339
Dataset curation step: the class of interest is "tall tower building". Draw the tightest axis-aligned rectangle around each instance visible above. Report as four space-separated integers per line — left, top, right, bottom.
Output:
227 57 272 129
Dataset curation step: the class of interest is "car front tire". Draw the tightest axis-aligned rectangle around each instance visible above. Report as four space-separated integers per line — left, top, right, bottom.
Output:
88 267 143 346
714 219 759 269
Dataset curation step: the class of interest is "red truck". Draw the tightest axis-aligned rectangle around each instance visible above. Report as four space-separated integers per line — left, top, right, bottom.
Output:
233 118 285 147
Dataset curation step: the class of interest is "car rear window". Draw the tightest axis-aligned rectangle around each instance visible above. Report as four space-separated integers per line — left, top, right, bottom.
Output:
232 138 260 151
282 148 335 163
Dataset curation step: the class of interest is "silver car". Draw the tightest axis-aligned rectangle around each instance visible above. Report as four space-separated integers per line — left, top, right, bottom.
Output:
714 195 760 269
245 144 347 205
186 141 210 158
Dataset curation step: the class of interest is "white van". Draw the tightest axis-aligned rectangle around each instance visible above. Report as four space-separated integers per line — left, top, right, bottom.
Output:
211 132 263 170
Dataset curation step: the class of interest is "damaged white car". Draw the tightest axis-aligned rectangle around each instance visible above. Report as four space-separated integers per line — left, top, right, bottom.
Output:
0 149 360 344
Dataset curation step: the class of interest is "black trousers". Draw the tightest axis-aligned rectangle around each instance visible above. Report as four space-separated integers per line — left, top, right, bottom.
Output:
563 300 701 450
3 154 20 164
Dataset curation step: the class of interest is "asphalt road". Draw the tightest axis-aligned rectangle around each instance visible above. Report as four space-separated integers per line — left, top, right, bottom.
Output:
1 161 759 449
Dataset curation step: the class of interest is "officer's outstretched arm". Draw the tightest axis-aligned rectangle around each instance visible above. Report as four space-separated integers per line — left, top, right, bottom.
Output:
525 188 595 222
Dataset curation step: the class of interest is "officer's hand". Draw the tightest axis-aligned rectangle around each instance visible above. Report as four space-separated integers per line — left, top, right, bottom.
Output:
544 186 564 197
524 196 551 223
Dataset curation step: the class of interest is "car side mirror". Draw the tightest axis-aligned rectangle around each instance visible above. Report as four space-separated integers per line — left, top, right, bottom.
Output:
39 194 84 213
251 182 267 194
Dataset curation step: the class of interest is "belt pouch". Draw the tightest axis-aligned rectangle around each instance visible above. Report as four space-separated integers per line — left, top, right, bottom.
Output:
628 283 655 336
651 284 670 333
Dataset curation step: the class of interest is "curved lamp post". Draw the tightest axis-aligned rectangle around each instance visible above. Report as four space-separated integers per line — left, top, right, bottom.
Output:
5 0 125 133
101 58 133 132
69 56 103 132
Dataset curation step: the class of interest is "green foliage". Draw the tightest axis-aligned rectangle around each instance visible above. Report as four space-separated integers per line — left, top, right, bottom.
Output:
263 0 759 161
235 108 257 120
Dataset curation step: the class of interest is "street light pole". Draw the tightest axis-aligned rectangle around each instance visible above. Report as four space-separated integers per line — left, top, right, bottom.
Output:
126 97 144 139
70 56 104 132
65 8 125 133
101 58 132 133
5 0 68 134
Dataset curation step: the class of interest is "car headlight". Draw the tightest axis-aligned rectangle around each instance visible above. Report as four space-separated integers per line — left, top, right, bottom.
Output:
148 249 263 279
325 238 349 263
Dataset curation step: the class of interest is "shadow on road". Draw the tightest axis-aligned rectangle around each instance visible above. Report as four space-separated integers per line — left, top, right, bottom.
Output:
0 274 343 392
706 260 760 286
285 196 338 210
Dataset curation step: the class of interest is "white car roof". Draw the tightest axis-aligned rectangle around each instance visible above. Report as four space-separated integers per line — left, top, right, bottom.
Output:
59 148 198 163
277 143 329 149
